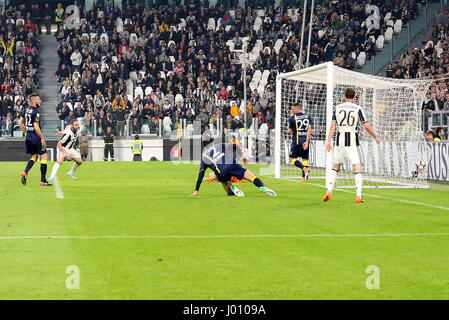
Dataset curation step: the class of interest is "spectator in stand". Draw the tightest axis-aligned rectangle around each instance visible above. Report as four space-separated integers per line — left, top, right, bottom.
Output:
51 0 417 138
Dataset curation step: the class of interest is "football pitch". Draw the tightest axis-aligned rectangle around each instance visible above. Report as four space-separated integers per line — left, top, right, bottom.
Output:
1 161 449 299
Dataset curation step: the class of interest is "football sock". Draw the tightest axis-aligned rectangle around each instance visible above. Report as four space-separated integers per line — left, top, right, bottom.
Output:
49 162 61 179
69 163 79 174
327 169 338 193
292 159 304 169
252 177 264 188
40 160 48 182
227 189 235 196
24 158 35 174
355 172 363 198
302 160 309 170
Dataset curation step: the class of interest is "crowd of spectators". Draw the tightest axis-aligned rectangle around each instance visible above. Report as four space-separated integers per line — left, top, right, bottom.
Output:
55 0 417 137
0 4 40 136
384 7 449 135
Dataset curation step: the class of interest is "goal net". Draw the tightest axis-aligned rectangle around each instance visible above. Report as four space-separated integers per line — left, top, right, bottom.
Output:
275 62 433 189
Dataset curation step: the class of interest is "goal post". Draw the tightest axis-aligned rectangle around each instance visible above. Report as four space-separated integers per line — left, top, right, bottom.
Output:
275 62 433 189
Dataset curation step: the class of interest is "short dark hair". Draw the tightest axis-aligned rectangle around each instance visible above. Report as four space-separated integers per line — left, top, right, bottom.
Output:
70 118 79 125
292 102 301 109
344 88 356 99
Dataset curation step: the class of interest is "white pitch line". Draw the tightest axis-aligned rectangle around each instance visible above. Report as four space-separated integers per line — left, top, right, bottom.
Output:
53 179 64 199
290 180 449 211
1 233 449 240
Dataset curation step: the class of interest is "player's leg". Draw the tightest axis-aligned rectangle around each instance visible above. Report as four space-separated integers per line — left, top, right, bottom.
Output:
48 156 65 182
353 163 364 203
243 169 277 197
299 146 311 182
21 153 38 186
39 153 52 186
221 181 244 197
104 146 109 161
67 156 83 180
110 147 115 161
323 147 344 202
290 145 304 179
323 163 341 202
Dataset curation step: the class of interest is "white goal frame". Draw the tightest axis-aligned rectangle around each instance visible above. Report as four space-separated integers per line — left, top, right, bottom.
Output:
275 62 432 189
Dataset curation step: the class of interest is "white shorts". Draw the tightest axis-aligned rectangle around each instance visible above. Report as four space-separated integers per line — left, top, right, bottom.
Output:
332 146 361 165
57 148 81 160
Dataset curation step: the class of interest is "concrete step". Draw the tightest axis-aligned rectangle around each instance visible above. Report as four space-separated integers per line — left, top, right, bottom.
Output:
38 34 62 129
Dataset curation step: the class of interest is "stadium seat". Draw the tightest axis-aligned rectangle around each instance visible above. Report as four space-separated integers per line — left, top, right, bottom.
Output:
207 18 216 31
162 117 172 136
134 87 144 99
185 124 194 137
116 18 123 33
384 27 393 42
258 123 268 138
129 71 137 81
274 39 283 55
393 20 402 34
100 33 109 44
141 124 150 134
357 52 367 67
145 87 153 95
175 94 184 105
376 35 384 50
16 18 24 25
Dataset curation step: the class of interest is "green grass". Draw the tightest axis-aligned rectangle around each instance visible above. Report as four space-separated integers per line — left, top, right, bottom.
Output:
1 161 449 299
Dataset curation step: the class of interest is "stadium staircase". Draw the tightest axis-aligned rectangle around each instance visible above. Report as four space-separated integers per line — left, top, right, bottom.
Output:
38 35 61 137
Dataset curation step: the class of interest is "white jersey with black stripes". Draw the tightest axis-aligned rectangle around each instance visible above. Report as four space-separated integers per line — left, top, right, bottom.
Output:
332 101 367 147
60 125 80 151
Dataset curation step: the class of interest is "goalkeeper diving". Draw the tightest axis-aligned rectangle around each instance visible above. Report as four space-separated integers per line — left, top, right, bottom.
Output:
191 139 277 197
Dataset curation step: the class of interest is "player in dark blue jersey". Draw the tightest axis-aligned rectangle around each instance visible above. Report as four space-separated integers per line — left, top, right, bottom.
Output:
191 139 276 197
18 93 52 186
288 103 313 182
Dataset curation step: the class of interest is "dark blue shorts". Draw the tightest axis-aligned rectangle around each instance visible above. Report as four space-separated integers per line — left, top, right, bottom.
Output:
25 136 46 155
289 143 309 159
218 163 247 182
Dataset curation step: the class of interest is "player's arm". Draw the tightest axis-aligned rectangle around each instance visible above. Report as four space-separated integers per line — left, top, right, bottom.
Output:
303 124 313 150
363 122 381 143
359 108 380 143
326 120 337 152
18 116 26 135
191 163 207 196
33 121 46 148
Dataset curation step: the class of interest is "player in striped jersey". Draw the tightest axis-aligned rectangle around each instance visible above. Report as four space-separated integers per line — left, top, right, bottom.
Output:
48 119 83 182
324 88 381 203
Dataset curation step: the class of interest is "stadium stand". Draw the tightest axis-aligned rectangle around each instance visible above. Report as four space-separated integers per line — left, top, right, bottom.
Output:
385 6 449 134
0 4 40 137
52 0 419 137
